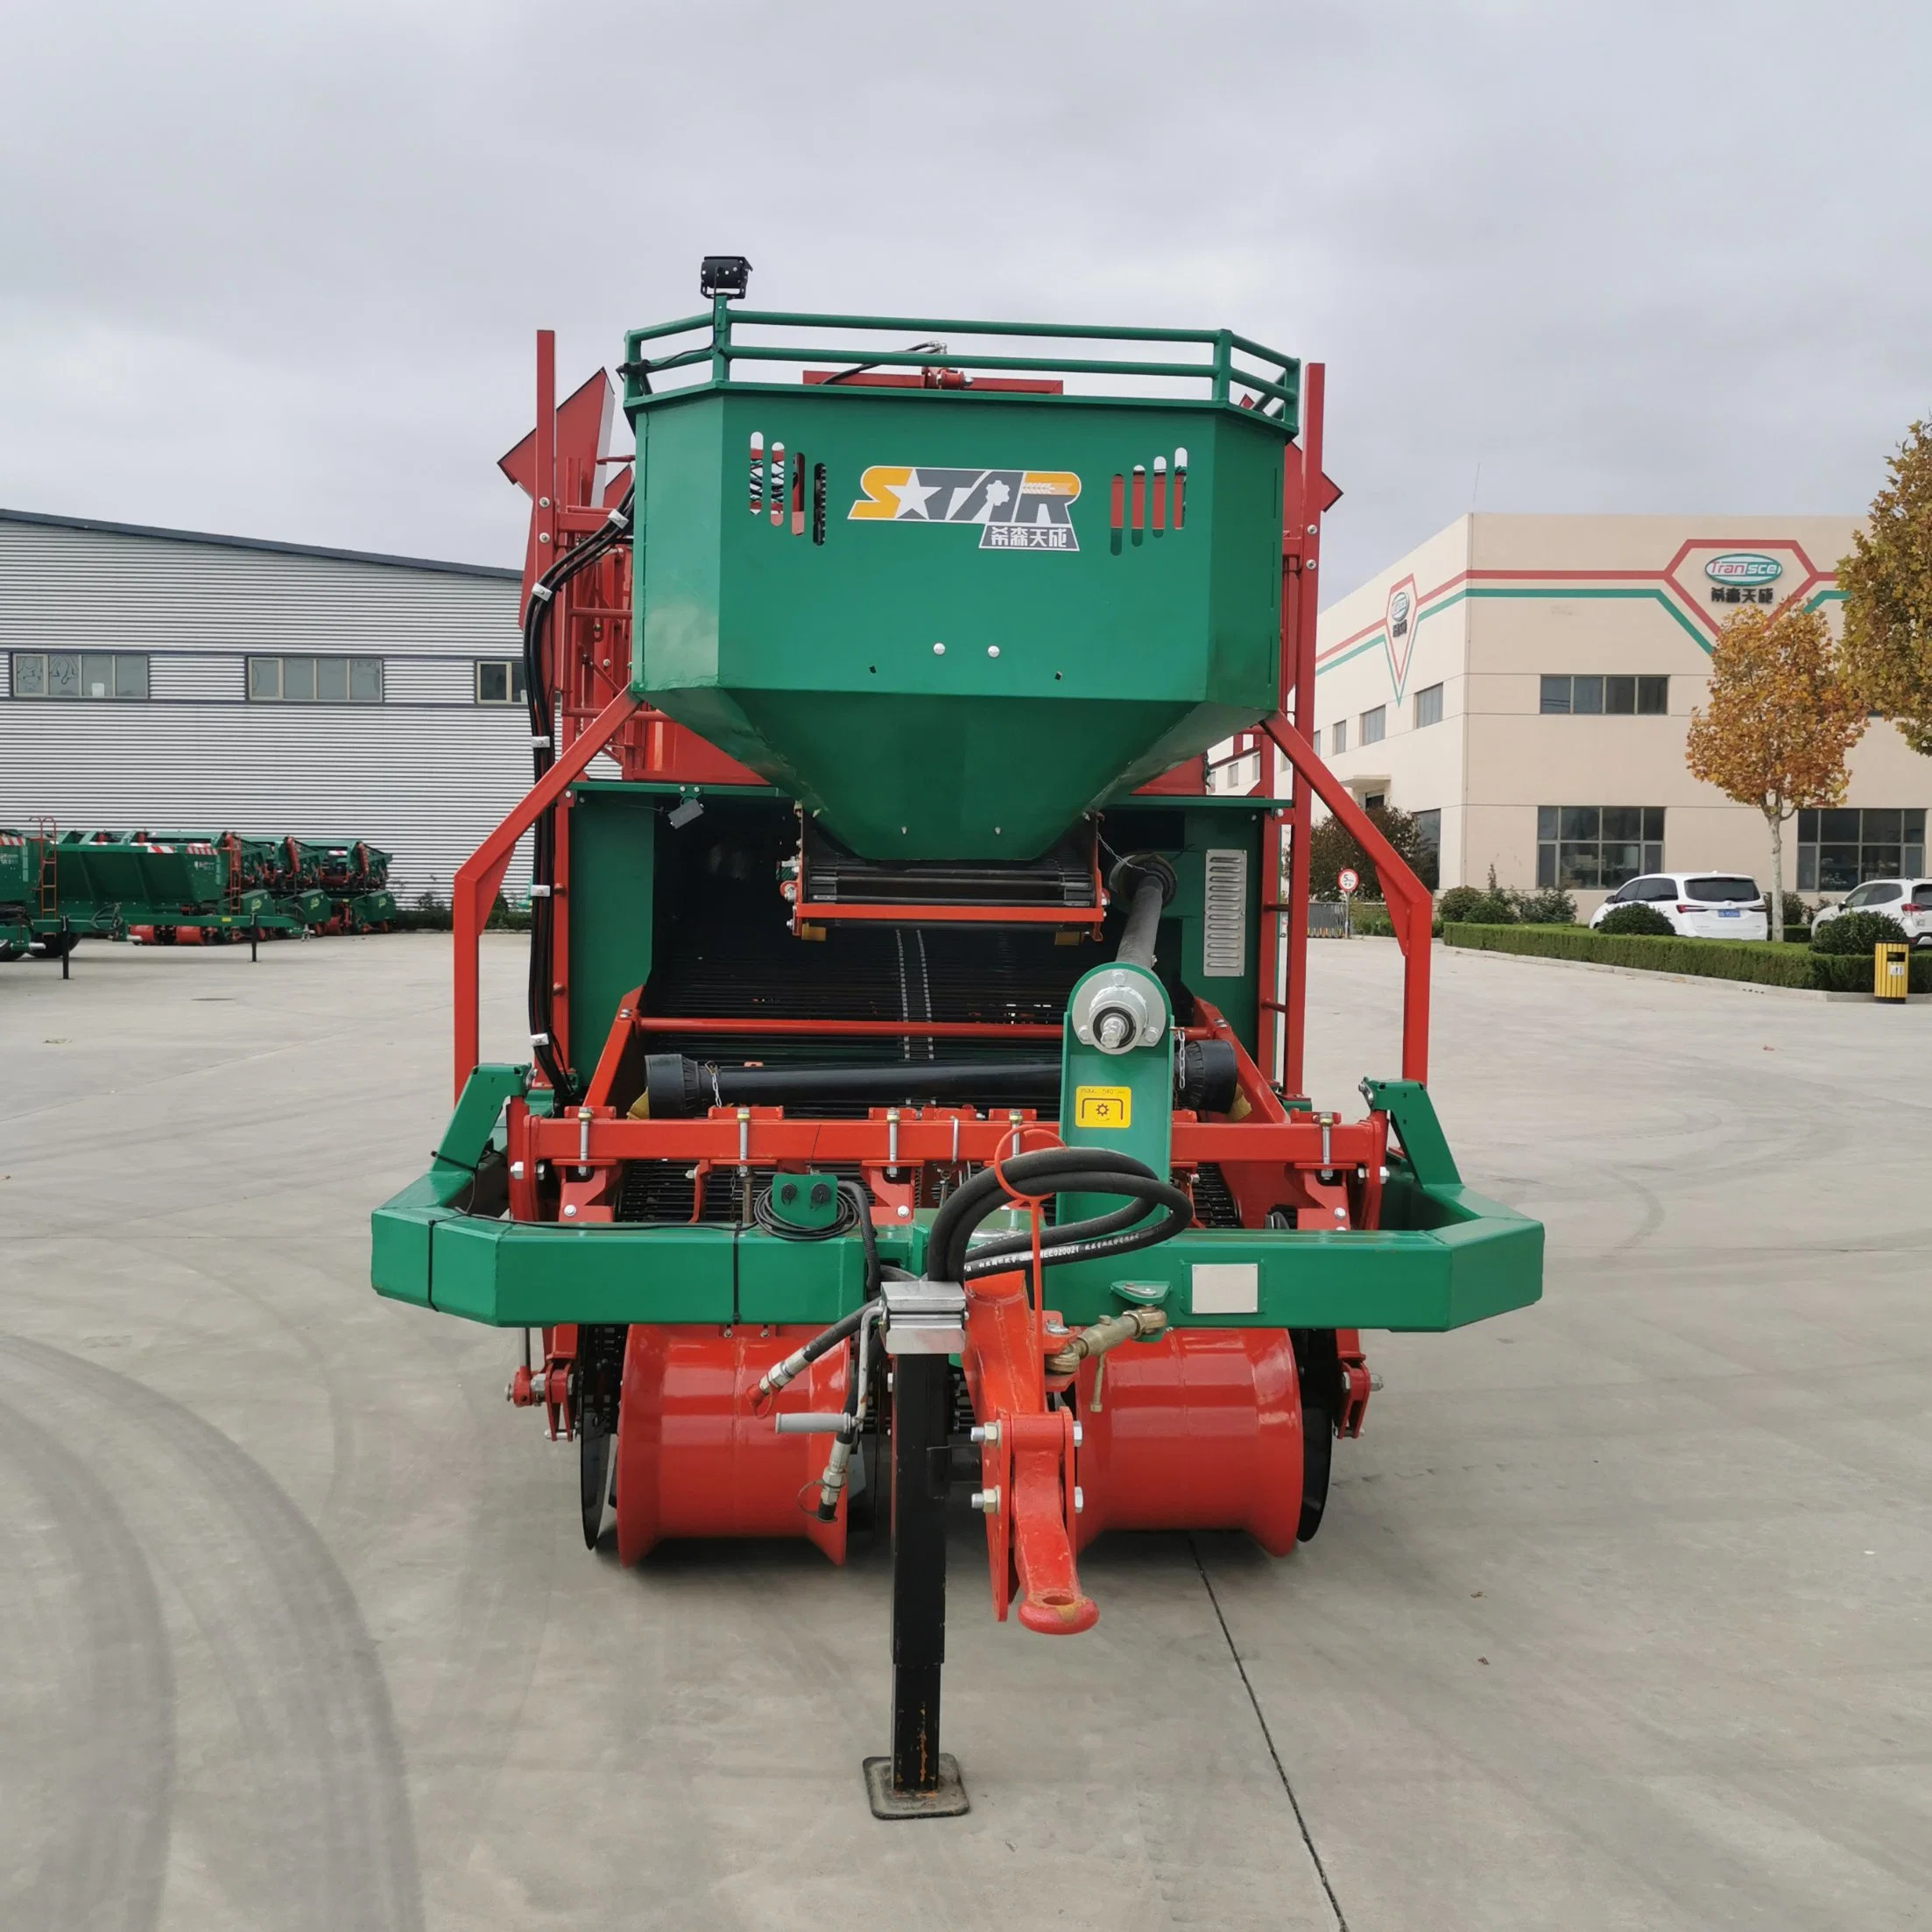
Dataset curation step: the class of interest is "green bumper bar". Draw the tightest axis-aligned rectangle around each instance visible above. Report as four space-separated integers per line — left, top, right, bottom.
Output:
371 1069 1541 1334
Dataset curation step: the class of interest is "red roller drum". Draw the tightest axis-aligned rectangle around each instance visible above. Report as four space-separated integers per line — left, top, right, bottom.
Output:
1073 1329 1303 1556
614 1324 850 1566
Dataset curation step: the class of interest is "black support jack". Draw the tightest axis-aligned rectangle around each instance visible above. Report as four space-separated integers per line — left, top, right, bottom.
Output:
864 1351 969 1819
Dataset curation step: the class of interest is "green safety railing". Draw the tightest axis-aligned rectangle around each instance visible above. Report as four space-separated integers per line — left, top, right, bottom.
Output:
619 307 1300 431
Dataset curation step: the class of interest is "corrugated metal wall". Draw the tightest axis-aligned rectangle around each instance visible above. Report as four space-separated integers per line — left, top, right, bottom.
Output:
0 514 539 897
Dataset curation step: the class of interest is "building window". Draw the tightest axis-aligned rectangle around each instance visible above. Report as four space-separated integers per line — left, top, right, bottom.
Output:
1359 705 1386 746
11 652 149 701
476 659 527 706
1414 682 1443 728
247 655 384 702
1330 719 1347 754
1536 806 1665 889
1308 726 1321 757
1540 674 1668 716
1796 807 1927 892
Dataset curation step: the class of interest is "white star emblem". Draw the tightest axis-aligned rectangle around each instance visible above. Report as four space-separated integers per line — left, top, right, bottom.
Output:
890 471 939 519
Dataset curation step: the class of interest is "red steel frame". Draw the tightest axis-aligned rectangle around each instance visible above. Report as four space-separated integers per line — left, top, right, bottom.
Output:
455 340 1434 1102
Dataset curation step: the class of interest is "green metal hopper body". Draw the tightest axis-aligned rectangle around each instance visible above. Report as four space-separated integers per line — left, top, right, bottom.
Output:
624 309 1298 862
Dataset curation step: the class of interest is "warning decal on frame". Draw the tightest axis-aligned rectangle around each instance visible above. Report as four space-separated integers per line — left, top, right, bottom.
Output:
1074 1085 1132 1128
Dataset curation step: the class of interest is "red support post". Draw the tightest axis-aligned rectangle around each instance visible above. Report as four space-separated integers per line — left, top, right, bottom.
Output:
1259 714 1431 1085
1281 363 1324 1096
452 687 642 1097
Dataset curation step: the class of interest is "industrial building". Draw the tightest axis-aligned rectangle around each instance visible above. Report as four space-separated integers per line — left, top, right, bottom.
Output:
0 506 528 899
1313 513 1926 910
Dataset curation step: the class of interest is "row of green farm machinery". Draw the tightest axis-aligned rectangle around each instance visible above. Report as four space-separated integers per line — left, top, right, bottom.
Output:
0 825 396 962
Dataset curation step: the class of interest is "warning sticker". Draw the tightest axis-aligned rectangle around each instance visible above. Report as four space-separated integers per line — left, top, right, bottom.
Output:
1074 1086 1132 1129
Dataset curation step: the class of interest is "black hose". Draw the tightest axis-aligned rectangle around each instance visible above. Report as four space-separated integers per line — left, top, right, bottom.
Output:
520 488 634 1103
1109 853 1176 971
926 1146 1190 1286
642 1052 1065 1117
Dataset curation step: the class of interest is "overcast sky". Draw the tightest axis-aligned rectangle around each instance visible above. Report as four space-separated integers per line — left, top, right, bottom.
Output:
4 1 1927 600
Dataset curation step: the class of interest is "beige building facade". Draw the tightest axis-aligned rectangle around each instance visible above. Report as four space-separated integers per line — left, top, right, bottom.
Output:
1312 513 1928 912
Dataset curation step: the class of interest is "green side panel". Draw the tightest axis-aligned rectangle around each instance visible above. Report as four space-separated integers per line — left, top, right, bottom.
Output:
1364 1078 1462 1187
428 1222 737 1327
736 1230 868 1325
0 839 32 909
438 1064 527 1173
631 387 1288 861
565 788 656 1087
1171 807 1265 1051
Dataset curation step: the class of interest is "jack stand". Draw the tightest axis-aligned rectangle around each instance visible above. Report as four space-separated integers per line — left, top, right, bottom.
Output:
864 1350 969 1819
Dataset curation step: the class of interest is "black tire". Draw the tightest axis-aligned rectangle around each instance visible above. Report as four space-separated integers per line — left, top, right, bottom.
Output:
580 1427 613 1550
1298 1403 1334 1542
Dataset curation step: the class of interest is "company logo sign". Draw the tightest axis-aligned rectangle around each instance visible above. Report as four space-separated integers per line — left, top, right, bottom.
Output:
1703 551 1784 607
1383 574 1420 693
1704 553 1782 585
850 465 1082 551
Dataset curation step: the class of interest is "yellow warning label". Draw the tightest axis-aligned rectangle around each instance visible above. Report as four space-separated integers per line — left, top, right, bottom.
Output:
1074 1085 1132 1129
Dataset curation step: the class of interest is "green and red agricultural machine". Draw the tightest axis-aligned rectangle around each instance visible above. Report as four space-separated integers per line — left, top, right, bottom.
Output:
372 262 1542 1816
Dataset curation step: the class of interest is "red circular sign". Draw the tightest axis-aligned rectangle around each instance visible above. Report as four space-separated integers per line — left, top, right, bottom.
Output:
1337 868 1359 895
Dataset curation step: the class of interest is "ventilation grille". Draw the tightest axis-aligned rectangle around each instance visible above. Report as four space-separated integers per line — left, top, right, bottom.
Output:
1201 849 1248 977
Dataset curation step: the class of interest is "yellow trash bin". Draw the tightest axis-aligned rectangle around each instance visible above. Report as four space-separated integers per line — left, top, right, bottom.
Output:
1875 941 1910 1003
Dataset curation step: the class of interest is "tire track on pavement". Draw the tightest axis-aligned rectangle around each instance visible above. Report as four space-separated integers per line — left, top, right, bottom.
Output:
0 1398 175 1932
0 1336 425 1932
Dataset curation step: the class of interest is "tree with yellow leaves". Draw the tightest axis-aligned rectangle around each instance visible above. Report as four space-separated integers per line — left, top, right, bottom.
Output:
1839 420 1932 754
1685 603 1865 940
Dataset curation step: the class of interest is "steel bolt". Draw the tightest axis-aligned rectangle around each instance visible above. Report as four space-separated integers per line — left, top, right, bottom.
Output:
563 1204 578 1217
896 1203 910 1218
970 1421 1000 1445
1073 1486 1085 1514
932 642 946 655
986 645 1000 658
1072 1421 1083 1447
970 1487 1000 1513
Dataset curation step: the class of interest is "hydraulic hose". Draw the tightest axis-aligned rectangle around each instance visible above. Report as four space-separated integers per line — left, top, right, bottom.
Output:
1110 853 1176 971
925 1146 1190 1286
521 488 635 1103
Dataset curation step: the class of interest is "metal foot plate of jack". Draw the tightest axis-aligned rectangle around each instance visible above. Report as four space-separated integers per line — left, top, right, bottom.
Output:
863 1754 970 1820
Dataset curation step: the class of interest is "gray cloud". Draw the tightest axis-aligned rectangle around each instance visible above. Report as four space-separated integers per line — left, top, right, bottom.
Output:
3 0 1926 597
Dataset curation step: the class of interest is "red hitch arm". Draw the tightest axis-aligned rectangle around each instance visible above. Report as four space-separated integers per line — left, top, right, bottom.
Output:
963 1271 1096 1635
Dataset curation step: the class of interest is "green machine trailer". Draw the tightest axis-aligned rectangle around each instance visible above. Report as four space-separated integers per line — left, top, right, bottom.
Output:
0 827 305 958
371 262 1542 1816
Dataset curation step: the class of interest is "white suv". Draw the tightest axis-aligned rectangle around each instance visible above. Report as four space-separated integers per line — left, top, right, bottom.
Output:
1590 872 1768 940
1811 879 1932 948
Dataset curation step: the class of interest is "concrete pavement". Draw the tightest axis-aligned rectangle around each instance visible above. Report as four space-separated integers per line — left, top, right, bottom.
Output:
1 933 1925 1930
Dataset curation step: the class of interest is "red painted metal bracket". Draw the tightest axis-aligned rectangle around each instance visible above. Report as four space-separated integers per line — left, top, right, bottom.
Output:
1259 712 1431 1086
452 685 642 1097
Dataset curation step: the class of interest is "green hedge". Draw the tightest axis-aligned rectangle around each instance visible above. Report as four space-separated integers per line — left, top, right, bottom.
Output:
1442 923 1932 993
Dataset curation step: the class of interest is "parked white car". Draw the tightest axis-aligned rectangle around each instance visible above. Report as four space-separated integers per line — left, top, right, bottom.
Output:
1811 878 1932 948
1590 872 1768 940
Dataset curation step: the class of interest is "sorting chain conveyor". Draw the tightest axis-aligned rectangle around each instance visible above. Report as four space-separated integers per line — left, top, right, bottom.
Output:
370 258 1543 1817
